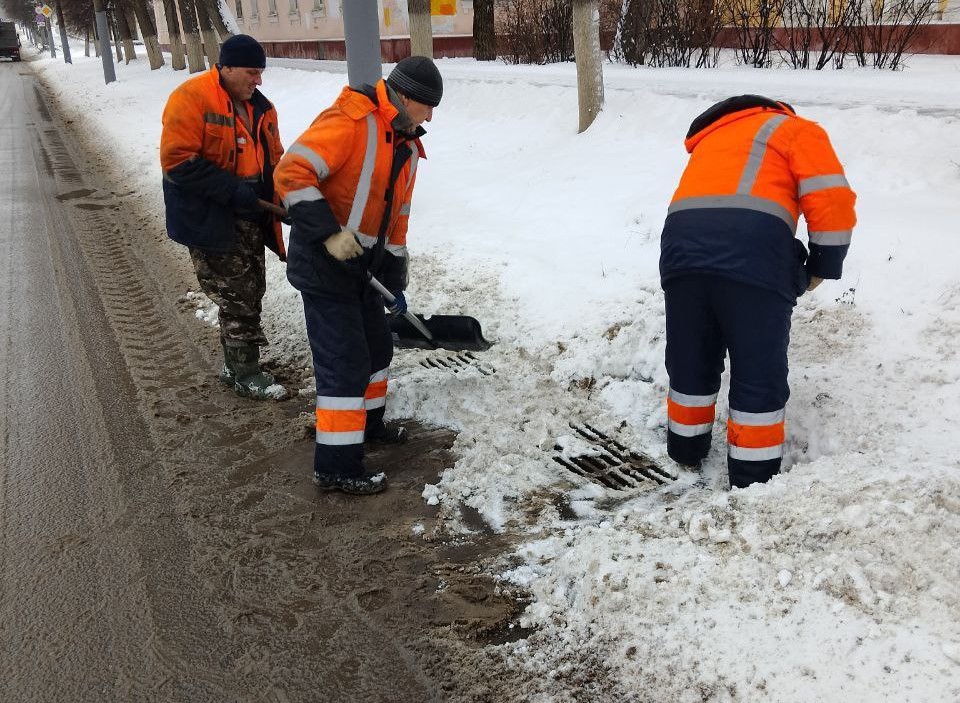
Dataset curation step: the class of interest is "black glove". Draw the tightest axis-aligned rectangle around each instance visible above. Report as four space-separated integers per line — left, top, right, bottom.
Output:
386 291 407 315
230 182 260 211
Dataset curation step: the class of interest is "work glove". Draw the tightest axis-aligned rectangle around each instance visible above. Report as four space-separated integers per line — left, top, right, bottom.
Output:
807 276 824 292
231 182 260 211
323 227 363 261
386 291 407 316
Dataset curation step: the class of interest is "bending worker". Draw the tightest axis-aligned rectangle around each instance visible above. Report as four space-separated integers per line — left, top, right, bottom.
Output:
160 34 287 401
274 57 443 495
659 95 856 488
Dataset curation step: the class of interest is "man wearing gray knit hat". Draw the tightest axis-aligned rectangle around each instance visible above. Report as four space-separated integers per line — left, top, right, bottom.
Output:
272 55 443 494
386 56 443 108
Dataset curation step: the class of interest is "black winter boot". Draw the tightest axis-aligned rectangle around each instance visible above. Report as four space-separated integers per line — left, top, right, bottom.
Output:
223 342 287 401
313 470 388 495
365 422 408 446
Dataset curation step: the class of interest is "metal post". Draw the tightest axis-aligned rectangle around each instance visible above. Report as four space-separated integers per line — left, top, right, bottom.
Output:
93 0 116 84
341 0 382 89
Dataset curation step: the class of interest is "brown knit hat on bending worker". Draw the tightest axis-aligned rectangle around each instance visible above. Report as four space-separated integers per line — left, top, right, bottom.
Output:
386 56 443 107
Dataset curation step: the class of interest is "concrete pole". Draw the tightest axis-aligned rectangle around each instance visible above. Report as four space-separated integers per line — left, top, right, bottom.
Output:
56 1 72 64
92 0 117 84
342 0 382 88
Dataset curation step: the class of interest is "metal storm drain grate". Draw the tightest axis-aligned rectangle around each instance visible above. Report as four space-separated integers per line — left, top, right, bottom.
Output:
419 351 495 376
553 422 675 490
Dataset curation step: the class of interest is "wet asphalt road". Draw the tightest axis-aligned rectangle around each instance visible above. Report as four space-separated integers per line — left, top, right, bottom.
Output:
0 60 529 702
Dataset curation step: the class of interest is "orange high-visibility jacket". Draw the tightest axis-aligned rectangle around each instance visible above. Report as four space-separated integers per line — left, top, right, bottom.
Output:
660 96 856 299
160 65 285 259
274 79 424 299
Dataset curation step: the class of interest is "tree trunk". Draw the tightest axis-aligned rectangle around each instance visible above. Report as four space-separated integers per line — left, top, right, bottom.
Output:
111 14 123 62
176 0 207 72
207 0 233 40
473 0 495 61
572 0 604 133
407 0 432 57
85 26 91 57
131 0 165 69
126 7 140 39
56 0 72 64
162 0 187 70
194 0 221 66
115 3 137 62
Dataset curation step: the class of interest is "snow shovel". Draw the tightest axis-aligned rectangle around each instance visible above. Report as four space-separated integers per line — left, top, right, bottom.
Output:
367 274 492 352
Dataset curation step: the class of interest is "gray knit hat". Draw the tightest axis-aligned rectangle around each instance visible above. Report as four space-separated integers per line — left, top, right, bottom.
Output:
386 56 443 107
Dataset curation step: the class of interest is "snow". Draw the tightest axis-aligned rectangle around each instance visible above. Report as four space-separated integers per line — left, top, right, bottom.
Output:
29 41 960 701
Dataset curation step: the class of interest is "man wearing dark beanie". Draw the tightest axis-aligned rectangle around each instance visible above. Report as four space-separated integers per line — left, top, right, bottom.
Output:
160 34 289 401
273 56 443 495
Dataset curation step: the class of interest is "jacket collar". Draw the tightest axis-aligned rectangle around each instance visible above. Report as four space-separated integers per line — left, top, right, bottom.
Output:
684 95 795 153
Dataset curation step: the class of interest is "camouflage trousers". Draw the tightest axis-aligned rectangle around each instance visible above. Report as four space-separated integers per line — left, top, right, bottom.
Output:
189 218 268 346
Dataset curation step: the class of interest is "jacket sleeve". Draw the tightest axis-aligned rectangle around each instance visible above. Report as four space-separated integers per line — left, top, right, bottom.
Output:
789 122 857 279
274 110 357 242
160 86 246 207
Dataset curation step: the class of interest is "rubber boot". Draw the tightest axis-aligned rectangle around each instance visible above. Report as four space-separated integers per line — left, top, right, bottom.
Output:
223 342 287 401
218 339 236 386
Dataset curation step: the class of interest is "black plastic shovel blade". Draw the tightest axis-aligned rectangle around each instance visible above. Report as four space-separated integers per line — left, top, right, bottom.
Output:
389 314 492 352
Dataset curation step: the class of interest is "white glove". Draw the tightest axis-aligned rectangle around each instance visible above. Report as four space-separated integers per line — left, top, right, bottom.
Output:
324 228 363 261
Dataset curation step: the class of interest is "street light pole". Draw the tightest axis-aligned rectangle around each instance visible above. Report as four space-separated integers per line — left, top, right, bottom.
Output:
91 0 116 83
342 0 381 89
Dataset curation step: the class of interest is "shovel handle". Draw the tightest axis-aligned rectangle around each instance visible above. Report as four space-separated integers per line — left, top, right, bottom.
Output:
258 198 288 219
367 274 435 344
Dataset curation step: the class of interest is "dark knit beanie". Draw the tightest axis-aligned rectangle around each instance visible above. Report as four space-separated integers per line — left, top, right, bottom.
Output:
219 34 266 69
387 56 443 107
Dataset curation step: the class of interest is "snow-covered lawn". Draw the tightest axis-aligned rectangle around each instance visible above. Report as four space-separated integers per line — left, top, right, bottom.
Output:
31 43 960 701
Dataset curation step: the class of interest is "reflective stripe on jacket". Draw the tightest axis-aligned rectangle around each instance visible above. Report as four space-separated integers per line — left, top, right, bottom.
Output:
274 79 423 299
160 65 286 259
660 98 856 299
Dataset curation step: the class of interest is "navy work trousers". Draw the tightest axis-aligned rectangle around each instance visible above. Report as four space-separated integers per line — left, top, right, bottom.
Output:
302 289 393 478
663 274 795 487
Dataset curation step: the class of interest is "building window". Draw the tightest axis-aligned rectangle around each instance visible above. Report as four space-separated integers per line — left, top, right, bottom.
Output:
312 0 324 13
235 0 243 20
267 0 277 16
289 0 299 14
248 0 258 18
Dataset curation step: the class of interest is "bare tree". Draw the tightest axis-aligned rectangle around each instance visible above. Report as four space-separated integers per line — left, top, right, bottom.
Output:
194 0 221 66
408 0 433 57
847 0 935 69
617 0 722 68
176 0 207 72
130 0 165 68
498 0 574 65
161 0 187 69
473 0 496 60
114 0 137 62
573 0 604 132
776 0 852 70
206 0 233 40
110 11 123 61
725 0 784 67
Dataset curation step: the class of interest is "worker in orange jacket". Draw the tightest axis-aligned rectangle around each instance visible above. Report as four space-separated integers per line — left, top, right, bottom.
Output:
660 95 856 488
160 34 286 401
274 57 442 495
